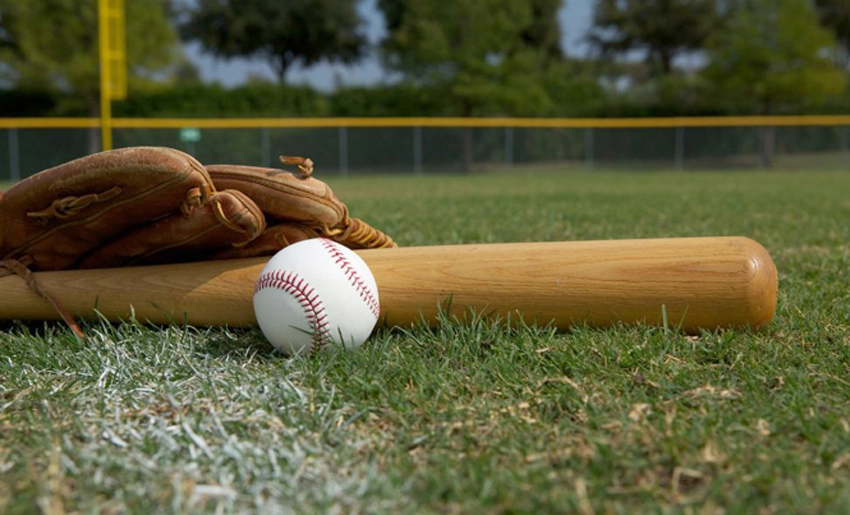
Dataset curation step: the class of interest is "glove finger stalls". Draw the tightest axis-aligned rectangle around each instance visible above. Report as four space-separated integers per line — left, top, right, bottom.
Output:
206 163 346 227
0 147 214 270
78 189 265 268
206 160 397 250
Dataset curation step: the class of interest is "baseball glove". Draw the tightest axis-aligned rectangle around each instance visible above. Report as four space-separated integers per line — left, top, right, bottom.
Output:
0 146 395 336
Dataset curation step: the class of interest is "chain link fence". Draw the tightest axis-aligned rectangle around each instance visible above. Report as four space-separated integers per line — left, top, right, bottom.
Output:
2 121 849 180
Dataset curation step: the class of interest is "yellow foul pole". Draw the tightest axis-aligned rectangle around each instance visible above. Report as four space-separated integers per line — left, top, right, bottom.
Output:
98 0 126 151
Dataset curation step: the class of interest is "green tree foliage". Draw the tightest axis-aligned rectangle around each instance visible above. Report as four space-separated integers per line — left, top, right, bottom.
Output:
0 0 181 113
378 0 565 170
703 0 845 114
589 0 717 76
378 0 557 116
0 5 18 58
180 0 366 84
380 0 563 66
521 0 565 62
814 0 850 68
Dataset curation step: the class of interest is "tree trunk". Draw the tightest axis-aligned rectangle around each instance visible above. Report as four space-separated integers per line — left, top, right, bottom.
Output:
273 56 292 84
661 49 673 75
462 128 473 173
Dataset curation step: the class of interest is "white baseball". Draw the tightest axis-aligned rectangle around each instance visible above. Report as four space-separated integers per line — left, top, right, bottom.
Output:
253 238 380 355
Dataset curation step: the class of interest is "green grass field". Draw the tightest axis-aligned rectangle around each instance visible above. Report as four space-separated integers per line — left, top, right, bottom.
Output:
1 168 849 514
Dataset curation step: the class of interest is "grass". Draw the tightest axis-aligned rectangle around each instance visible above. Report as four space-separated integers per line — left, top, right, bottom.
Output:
2 167 849 513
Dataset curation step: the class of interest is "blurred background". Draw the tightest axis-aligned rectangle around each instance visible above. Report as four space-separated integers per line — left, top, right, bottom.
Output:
1 0 849 177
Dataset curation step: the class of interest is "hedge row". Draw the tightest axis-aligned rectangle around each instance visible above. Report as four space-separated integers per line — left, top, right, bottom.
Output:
3 80 850 119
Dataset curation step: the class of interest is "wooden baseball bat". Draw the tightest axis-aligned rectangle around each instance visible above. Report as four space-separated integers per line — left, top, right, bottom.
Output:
0 237 778 332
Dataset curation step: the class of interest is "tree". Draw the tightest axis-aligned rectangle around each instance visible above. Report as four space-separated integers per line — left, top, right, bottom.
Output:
704 0 845 114
180 0 366 84
379 0 560 116
589 0 717 76
0 0 182 148
703 0 846 164
378 0 560 170
814 0 850 68
0 0 181 95
0 5 18 56
521 0 564 63
380 0 563 62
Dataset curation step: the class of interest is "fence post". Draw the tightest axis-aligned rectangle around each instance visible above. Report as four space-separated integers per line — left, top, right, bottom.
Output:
675 126 684 171
8 128 20 182
413 126 422 175
504 126 514 169
585 128 594 171
339 126 349 176
261 127 270 167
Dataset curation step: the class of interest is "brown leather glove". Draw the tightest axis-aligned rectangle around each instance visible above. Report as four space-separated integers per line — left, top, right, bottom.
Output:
0 146 395 335
0 147 394 270
0 147 264 271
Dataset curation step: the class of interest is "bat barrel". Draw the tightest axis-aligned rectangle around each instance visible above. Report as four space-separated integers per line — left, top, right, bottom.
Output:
0 237 777 332
361 236 778 332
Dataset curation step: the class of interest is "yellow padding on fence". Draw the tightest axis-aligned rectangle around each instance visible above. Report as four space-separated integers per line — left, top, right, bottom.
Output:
2 115 850 130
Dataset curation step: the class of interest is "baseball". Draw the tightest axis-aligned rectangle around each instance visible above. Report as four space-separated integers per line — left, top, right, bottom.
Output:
253 238 381 355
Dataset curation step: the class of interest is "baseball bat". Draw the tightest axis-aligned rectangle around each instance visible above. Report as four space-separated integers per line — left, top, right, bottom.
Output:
0 237 777 332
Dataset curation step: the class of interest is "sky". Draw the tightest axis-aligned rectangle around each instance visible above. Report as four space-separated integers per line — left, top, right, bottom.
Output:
187 0 596 90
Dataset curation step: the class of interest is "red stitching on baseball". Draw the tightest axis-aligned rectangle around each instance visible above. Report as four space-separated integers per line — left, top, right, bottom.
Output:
319 239 380 319
255 269 330 349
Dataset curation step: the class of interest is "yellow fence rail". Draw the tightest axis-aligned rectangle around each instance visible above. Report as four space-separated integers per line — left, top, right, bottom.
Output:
2 115 850 130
